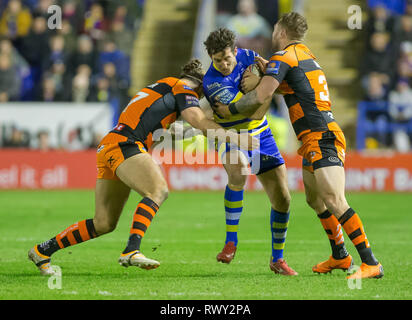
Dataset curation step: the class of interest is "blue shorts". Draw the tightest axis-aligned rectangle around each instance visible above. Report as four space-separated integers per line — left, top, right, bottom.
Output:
218 126 285 175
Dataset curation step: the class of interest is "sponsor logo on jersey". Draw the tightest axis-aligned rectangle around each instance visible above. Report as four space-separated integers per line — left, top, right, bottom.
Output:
207 82 221 90
183 85 194 91
185 95 199 105
328 156 341 163
274 50 287 56
266 61 281 75
214 89 235 104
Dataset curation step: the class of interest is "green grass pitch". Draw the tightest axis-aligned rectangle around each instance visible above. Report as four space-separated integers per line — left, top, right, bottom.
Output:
0 190 411 300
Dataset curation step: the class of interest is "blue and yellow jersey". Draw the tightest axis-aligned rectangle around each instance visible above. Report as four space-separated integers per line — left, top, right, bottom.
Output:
203 48 268 135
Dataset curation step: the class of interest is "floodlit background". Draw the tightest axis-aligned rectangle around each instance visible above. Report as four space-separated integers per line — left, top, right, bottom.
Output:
0 1 411 301
0 0 411 190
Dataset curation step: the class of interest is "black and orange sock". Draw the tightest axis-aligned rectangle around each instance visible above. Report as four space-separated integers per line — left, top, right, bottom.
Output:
317 210 349 260
339 208 378 265
122 197 159 254
37 219 97 256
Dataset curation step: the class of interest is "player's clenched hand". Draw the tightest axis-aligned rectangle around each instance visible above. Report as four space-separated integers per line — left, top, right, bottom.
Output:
241 71 260 93
238 132 259 151
213 102 232 119
254 56 269 74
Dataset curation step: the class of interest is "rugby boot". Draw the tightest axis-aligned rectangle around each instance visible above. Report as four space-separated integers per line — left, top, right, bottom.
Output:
216 241 237 264
312 255 353 274
119 250 160 270
346 263 384 279
270 257 298 276
28 246 56 276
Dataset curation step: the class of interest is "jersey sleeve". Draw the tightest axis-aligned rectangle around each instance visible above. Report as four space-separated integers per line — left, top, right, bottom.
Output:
173 83 200 112
264 50 295 83
242 48 260 67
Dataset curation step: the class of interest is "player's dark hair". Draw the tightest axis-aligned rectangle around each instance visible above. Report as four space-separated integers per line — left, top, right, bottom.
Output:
277 12 308 41
180 58 205 84
203 28 236 56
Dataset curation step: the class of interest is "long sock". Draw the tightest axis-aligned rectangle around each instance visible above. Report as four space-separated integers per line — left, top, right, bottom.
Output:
224 186 244 246
317 210 349 259
271 209 290 261
339 208 378 265
123 197 159 254
37 219 97 256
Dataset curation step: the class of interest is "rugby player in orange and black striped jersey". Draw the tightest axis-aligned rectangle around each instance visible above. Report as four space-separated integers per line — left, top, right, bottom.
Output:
28 59 258 274
214 12 383 279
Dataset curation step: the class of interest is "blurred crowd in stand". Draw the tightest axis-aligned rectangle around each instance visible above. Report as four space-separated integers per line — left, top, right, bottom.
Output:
0 0 144 150
361 0 412 152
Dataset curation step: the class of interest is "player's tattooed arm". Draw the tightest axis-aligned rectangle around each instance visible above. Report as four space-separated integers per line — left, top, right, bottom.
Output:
214 76 279 119
230 90 260 114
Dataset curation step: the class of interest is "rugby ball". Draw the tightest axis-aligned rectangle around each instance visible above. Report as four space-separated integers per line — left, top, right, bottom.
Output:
246 63 263 77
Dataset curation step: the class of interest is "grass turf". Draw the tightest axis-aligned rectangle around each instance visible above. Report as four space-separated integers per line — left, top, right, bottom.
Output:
0 190 411 300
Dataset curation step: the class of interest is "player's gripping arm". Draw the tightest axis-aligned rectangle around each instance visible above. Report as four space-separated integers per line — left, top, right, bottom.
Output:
174 84 258 150
239 67 272 120
181 107 259 151
168 98 214 140
214 76 279 119
214 55 290 118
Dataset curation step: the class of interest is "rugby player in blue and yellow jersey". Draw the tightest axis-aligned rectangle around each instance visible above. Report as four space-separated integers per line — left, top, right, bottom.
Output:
214 13 383 279
202 28 297 275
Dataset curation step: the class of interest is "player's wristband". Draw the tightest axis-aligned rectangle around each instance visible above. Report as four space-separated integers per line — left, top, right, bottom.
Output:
228 103 239 115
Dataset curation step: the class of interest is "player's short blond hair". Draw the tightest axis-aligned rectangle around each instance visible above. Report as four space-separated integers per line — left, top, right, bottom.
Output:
277 12 308 41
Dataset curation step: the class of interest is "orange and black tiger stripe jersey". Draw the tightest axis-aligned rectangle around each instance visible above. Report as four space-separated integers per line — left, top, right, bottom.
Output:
264 43 341 140
110 77 200 149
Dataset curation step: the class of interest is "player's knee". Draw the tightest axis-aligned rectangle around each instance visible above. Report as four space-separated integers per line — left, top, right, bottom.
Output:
306 196 318 210
148 185 169 206
93 217 117 235
227 169 247 189
274 190 291 212
322 192 347 214
159 187 169 203
282 193 291 210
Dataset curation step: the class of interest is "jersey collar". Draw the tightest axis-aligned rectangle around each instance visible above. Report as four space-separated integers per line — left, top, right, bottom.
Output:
283 42 302 50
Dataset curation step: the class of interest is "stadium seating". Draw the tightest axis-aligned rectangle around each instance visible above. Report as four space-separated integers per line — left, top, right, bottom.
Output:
304 0 364 143
357 0 412 151
131 0 199 93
